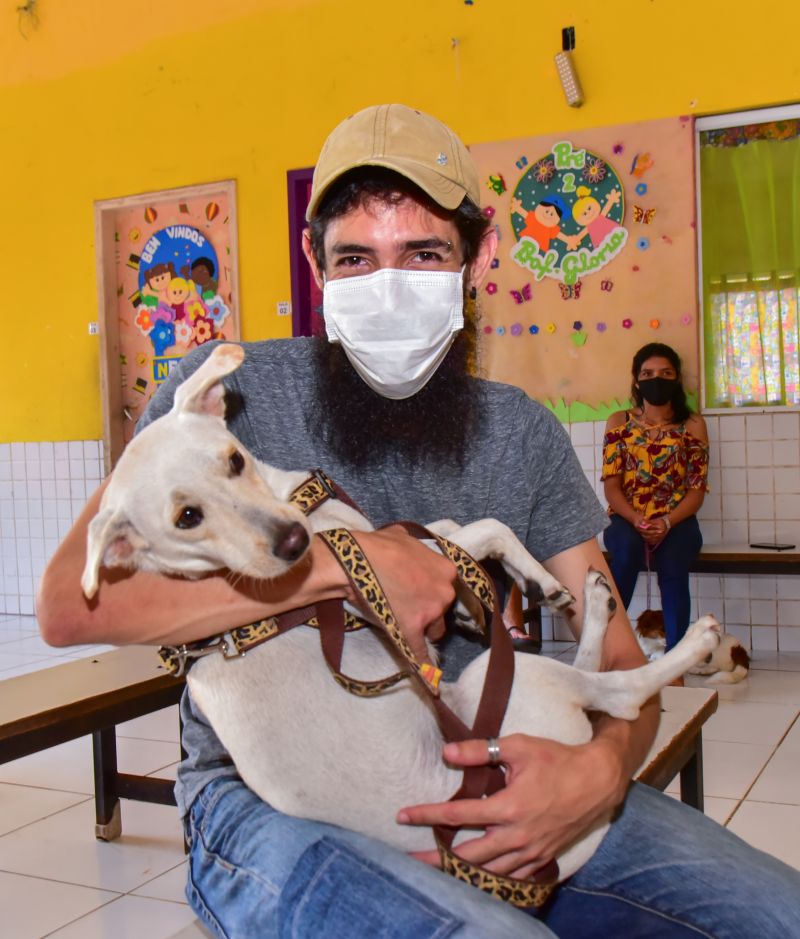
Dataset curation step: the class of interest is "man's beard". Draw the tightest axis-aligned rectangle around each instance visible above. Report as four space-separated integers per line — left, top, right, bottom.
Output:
309 324 484 469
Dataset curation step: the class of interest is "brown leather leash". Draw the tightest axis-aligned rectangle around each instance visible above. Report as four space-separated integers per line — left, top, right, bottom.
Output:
158 469 559 908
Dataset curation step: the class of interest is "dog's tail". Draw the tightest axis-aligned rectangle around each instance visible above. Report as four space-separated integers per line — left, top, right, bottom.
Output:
705 664 748 685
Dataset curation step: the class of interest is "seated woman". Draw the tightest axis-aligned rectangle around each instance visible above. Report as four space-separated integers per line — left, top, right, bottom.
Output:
602 342 709 653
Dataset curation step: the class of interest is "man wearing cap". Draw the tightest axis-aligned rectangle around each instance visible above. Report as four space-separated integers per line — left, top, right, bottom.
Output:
39 104 800 938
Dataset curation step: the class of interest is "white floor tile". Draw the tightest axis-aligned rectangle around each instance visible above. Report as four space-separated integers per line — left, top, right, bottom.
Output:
727 801 800 871
0 650 55 673
749 651 800 672
0 734 181 794
689 668 800 706
131 860 188 903
119 705 181 743
703 796 739 826
702 700 798 746
0 798 185 892
0 869 117 939
0 782 88 836
747 745 800 804
701 739 777 800
46 894 199 939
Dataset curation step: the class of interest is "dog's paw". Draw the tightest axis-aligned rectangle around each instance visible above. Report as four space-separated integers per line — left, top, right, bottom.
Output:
684 615 722 656
526 579 575 612
584 568 617 618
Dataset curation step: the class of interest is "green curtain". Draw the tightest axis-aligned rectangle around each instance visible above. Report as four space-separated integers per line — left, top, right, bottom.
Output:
700 132 800 407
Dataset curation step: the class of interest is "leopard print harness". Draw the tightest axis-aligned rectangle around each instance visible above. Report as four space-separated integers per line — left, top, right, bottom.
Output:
158 469 559 909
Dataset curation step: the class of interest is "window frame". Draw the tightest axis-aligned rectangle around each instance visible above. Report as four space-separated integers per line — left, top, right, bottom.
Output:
695 102 800 414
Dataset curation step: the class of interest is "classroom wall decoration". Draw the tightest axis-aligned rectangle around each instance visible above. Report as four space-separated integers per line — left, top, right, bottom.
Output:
470 117 698 422
95 181 240 467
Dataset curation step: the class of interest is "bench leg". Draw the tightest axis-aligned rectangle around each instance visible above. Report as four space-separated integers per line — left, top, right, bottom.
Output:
679 732 705 812
93 727 122 841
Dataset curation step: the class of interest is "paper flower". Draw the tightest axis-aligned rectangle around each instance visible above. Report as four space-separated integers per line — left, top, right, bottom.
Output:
613 142 625 154
205 295 230 326
482 205 496 219
637 238 650 250
681 314 693 326
135 308 154 334
546 322 557 334
650 318 661 329
485 282 498 295
175 320 193 346
186 299 208 323
529 324 540 334
571 331 588 347
483 325 493 334
635 183 648 196
582 157 607 183
496 326 506 336
150 302 175 324
596 322 607 332
533 158 555 184
622 318 633 329
572 320 583 331
150 320 175 356
510 322 523 336
193 317 214 345
490 258 500 268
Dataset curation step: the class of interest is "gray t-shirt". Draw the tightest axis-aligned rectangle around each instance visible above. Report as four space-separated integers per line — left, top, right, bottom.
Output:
135 338 608 816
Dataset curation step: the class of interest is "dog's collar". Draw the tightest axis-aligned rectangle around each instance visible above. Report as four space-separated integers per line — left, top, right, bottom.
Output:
158 469 365 677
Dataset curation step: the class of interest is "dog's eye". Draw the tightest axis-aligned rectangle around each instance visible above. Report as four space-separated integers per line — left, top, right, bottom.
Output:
229 450 245 476
175 506 204 530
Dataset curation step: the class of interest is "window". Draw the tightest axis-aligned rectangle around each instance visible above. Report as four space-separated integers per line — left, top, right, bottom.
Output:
696 105 800 410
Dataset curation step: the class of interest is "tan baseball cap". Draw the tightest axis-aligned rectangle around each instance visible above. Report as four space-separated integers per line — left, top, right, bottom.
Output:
305 104 481 221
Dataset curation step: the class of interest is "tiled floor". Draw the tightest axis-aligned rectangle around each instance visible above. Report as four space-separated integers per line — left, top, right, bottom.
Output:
1 616 799 938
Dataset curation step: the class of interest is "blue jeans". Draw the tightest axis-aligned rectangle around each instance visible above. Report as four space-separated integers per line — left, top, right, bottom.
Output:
185 777 800 938
604 514 703 649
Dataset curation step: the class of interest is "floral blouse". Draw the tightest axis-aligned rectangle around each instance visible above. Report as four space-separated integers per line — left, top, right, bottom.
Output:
601 413 710 519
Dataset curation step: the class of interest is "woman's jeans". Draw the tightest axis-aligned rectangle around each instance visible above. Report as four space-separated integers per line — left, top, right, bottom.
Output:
185 777 800 938
604 514 703 649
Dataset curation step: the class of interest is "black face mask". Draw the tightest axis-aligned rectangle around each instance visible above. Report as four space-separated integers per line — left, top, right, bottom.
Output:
638 377 679 406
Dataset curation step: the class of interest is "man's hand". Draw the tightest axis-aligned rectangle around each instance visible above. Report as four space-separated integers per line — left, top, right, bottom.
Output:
398 733 627 879
353 525 456 663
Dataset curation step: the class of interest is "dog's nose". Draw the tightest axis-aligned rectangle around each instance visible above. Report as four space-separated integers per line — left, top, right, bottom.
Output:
273 522 310 562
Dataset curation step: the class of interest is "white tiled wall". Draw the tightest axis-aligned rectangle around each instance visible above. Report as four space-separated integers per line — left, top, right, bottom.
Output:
0 441 103 615
2 413 800 650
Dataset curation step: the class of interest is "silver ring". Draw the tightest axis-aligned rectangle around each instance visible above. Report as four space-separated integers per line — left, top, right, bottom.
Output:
487 737 501 767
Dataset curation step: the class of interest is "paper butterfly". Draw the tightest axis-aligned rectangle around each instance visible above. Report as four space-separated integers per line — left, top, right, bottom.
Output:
633 205 657 224
510 283 532 304
559 280 582 300
600 280 614 292
516 155 529 169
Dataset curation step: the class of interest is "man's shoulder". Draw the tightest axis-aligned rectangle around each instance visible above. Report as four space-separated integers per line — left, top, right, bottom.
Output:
477 377 559 427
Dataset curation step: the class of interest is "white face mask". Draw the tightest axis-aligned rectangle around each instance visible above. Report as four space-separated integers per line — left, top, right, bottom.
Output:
323 267 465 400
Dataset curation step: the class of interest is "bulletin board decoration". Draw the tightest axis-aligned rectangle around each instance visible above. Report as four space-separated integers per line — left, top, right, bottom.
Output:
470 116 699 420
95 181 240 469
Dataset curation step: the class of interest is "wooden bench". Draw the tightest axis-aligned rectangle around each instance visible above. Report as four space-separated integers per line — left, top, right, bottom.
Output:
636 685 718 810
686 543 800 576
0 646 185 840
1 643 716 843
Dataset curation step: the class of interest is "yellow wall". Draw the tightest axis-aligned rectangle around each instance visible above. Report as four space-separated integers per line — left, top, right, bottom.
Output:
2 0 798 441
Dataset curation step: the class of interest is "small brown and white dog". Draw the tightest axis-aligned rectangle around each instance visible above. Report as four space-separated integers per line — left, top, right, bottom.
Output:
80 344 723 883
636 609 750 684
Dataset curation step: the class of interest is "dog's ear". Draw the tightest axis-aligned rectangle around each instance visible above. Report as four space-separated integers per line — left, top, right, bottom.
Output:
173 343 245 420
81 508 150 599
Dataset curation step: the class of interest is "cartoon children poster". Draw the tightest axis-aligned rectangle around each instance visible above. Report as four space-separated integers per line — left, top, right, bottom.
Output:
105 181 239 449
509 141 628 287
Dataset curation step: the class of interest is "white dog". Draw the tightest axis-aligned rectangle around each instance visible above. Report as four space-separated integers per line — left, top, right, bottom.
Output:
81 344 722 886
